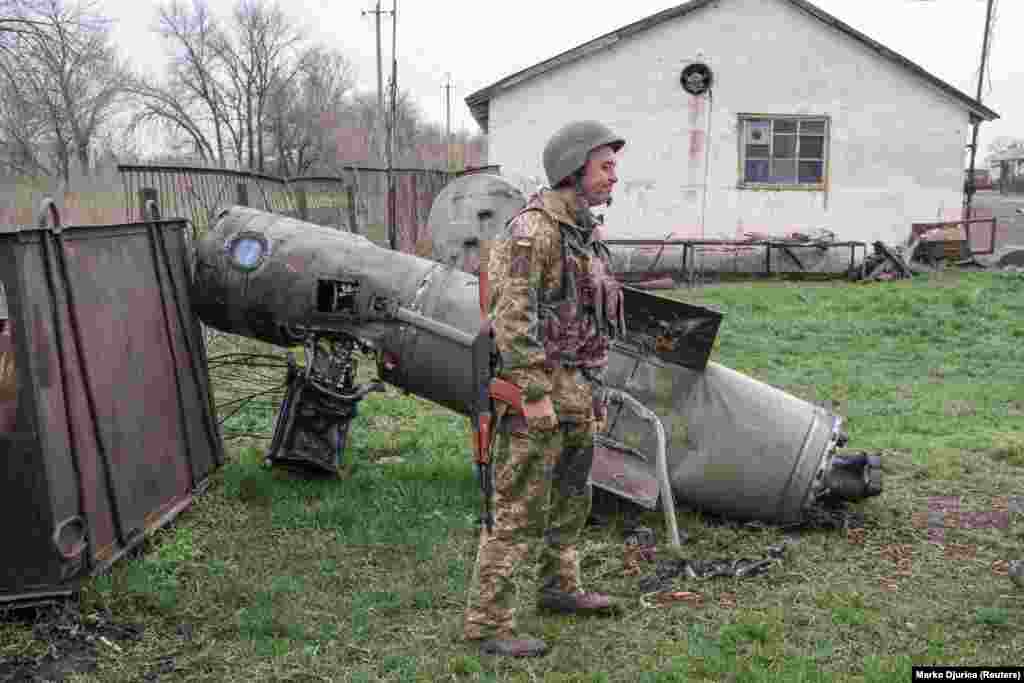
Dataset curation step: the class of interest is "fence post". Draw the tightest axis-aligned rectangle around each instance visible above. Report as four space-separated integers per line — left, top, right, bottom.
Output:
295 184 308 221
410 173 418 250
346 185 359 235
138 187 159 222
236 182 249 207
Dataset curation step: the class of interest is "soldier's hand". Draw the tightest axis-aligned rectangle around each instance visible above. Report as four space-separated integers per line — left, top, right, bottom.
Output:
523 393 558 432
592 391 609 433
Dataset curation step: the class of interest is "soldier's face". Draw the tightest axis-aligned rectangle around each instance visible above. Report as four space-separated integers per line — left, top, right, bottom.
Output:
580 146 619 206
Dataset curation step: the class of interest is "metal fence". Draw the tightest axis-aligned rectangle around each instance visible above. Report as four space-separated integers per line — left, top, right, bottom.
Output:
117 164 498 254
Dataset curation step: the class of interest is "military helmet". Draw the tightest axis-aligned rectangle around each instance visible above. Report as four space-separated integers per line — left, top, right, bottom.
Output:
542 120 625 188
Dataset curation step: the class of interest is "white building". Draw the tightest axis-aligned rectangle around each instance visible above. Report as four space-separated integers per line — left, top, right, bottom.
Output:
465 0 998 243
989 148 1024 193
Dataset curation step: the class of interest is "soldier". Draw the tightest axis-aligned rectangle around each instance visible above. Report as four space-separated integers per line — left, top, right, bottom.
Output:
464 121 628 658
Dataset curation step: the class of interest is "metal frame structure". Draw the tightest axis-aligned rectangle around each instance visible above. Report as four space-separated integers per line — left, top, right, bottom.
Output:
604 238 867 279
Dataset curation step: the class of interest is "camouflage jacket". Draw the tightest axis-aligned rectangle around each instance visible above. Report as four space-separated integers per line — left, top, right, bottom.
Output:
487 188 626 399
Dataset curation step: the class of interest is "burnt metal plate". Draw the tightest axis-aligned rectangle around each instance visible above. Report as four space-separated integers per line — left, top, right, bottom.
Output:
591 435 660 509
619 287 722 371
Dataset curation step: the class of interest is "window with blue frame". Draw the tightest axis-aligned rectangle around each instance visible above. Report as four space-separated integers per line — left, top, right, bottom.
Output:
739 116 828 187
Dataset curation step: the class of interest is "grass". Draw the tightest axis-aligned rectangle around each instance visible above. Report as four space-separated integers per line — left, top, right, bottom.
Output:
3 269 1024 681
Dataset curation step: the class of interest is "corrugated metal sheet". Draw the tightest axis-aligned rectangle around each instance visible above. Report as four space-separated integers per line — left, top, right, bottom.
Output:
0 210 223 606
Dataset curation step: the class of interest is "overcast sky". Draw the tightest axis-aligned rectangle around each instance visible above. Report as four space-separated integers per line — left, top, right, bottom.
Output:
108 0 1020 156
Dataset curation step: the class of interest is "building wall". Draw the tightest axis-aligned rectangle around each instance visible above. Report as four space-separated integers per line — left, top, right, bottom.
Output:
487 0 970 243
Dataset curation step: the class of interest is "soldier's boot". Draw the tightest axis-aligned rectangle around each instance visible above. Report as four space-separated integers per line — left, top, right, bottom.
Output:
537 589 624 615
474 635 549 658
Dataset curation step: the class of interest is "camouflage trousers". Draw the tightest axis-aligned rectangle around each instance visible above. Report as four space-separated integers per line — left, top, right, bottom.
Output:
463 410 596 641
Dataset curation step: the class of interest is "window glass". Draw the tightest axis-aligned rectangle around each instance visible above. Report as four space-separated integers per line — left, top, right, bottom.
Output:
746 120 771 144
740 116 828 186
800 120 826 134
772 160 796 182
799 161 824 183
745 144 770 159
745 160 770 182
773 135 796 158
799 136 824 159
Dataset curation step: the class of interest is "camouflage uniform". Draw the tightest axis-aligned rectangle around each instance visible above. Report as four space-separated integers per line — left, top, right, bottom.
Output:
463 187 626 641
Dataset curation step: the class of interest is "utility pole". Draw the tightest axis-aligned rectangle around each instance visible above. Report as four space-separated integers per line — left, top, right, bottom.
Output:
443 73 453 173
964 0 995 220
385 0 398 251
362 1 393 163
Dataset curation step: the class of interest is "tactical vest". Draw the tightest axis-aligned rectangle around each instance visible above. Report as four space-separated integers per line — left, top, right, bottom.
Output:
509 202 626 371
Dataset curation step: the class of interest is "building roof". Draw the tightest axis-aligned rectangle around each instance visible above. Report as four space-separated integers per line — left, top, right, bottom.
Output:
988 147 1024 163
465 0 999 133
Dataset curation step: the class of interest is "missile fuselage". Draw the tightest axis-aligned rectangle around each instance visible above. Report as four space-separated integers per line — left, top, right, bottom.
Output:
193 206 880 524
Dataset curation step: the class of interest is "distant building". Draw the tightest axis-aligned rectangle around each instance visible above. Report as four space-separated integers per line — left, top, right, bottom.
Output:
466 0 998 243
988 147 1024 194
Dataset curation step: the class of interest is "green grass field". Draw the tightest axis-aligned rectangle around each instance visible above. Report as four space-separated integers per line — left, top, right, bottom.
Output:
3 269 1023 681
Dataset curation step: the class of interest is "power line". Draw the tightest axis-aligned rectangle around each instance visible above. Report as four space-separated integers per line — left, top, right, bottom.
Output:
361 1 394 158
443 73 453 171
964 0 995 219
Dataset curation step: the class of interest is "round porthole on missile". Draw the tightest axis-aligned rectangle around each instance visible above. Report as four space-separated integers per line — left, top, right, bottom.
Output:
226 232 269 271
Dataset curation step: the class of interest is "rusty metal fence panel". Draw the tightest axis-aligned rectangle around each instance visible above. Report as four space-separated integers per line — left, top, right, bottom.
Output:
119 164 296 235
0 208 223 606
117 164 452 256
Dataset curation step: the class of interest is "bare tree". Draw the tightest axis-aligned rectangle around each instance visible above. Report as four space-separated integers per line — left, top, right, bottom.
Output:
0 0 127 182
213 0 305 172
0 74 54 176
341 89 430 168
265 45 355 176
155 0 226 162
0 0 56 47
134 0 315 172
127 0 239 165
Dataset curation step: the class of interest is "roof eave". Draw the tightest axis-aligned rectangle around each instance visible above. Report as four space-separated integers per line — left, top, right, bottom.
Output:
465 0 1000 133
464 0 714 133
787 0 998 122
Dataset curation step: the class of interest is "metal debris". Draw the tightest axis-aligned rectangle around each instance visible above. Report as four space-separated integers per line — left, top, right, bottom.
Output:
851 241 914 281
0 604 143 681
782 503 867 532
636 542 791 593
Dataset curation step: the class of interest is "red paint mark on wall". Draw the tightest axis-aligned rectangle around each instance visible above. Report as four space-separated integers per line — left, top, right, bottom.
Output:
688 95 704 126
689 130 705 160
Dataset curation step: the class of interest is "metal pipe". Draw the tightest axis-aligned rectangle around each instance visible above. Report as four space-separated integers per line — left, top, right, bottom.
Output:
394 305 476 347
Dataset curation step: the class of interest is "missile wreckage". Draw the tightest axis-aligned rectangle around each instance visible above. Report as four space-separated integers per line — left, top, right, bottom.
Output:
191 194 882 527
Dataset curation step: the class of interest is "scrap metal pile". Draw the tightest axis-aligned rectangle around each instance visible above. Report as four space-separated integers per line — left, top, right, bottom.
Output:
850 218 1024 281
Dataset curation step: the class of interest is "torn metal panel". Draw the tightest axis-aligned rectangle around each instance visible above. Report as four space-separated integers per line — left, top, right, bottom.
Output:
617 287 721 371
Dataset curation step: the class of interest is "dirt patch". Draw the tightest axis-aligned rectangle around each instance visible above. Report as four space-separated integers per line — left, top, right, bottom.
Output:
0 603 143 682
943 399 977 417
